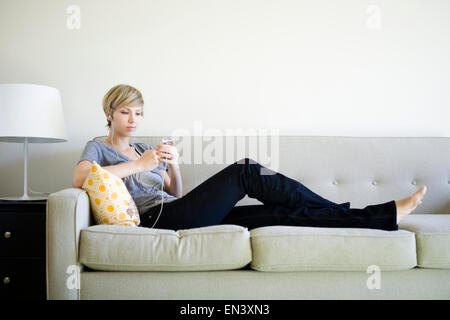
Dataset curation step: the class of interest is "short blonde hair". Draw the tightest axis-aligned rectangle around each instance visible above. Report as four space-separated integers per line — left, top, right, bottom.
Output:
102 84 144 128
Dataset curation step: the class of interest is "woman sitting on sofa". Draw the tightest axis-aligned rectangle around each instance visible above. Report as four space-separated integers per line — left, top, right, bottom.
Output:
72 84 427 231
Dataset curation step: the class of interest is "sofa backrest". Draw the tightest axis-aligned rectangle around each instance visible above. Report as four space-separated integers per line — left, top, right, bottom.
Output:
93 135 450 214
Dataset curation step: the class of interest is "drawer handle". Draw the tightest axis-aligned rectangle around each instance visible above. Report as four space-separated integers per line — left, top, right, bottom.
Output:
4 231 11 239
3 277 10 285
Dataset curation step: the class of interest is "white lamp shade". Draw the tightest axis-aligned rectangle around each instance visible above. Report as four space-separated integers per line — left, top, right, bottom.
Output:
0 83 68 143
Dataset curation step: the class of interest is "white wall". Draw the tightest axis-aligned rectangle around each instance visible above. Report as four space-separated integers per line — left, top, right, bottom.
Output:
0 0 449 197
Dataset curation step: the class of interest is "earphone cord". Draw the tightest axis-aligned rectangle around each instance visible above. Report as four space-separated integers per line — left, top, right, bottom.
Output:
110 124 165 229
150 160 167 229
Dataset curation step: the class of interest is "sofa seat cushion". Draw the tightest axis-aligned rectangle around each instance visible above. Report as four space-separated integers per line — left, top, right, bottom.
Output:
399 214 450 269
79 224 252 271
249 226 417 271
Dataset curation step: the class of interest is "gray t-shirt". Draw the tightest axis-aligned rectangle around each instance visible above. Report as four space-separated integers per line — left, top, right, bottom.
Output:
78 140 178 214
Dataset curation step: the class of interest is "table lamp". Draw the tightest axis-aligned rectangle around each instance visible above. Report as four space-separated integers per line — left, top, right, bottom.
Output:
0 83 68 201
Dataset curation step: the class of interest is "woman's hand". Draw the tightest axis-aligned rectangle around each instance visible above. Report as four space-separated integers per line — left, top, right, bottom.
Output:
156 140 179 167
137 149 161 171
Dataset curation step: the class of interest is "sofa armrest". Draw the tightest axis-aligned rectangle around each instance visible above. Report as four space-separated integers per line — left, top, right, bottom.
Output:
46 188 92 300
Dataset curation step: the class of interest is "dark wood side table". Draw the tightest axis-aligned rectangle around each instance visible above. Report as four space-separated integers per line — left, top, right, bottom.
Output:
0 199 47 300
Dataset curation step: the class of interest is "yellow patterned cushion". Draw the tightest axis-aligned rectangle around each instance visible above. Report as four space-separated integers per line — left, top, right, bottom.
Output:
81 161 140 227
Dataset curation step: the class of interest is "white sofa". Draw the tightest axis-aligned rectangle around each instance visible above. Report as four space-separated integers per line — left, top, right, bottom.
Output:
46 136 450 299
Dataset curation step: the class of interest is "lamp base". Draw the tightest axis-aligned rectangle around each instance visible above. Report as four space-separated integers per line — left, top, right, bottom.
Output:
0 195 48 201
1 138 50 202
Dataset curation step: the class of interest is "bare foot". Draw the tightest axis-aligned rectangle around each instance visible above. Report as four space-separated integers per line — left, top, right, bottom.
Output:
395 186 427 223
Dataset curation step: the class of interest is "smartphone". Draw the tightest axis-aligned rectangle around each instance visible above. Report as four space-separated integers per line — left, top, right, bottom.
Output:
160 139 174 161
161 138 174 145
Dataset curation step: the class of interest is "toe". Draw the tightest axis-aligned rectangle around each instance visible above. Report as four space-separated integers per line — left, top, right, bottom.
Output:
420 186 427 199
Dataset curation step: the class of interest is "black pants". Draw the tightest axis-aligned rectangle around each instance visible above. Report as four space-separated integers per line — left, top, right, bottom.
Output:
140 158 398 231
